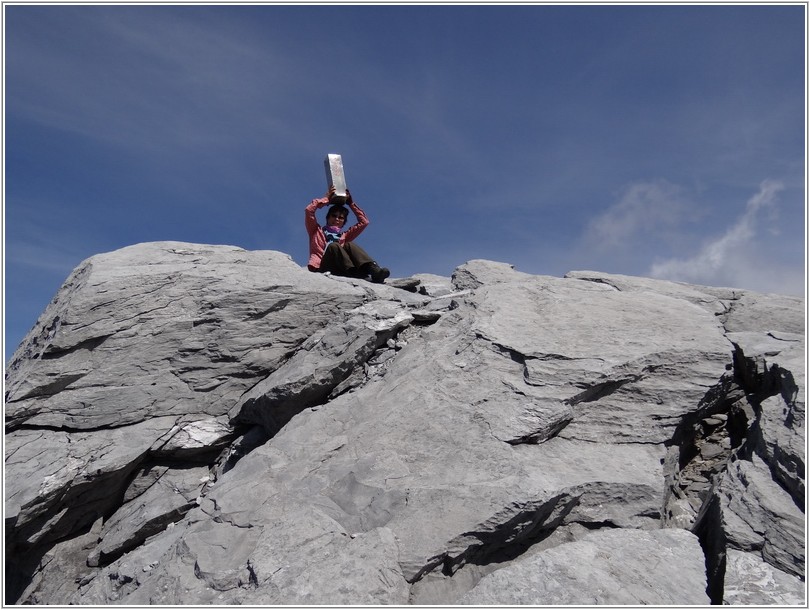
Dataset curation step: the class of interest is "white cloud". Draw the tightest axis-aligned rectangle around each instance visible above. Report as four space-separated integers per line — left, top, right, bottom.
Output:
648 180 797 293
584 179 694 250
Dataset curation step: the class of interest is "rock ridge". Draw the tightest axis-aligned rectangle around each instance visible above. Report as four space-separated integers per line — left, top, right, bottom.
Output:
4 241 805 605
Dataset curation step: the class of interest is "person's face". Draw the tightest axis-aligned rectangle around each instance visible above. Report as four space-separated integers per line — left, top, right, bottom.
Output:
328 210 347 227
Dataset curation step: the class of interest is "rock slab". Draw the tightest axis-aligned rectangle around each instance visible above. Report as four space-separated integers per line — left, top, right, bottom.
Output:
4 243 805 605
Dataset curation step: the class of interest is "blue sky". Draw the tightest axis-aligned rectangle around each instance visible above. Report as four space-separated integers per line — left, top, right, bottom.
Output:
4 3 806 363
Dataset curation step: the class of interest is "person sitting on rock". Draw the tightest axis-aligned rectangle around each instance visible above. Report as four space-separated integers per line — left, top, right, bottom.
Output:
305 186 390 283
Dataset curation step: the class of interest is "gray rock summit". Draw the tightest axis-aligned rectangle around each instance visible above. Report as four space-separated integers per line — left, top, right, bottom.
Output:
4 241 805 605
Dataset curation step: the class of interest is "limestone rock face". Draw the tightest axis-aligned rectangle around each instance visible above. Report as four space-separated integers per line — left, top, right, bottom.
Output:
4 243 805 605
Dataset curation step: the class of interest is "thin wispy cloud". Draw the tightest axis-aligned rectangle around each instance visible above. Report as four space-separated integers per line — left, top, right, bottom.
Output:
584 179 697 251
8 8 308 157
649 180 791 292
572 177 803 296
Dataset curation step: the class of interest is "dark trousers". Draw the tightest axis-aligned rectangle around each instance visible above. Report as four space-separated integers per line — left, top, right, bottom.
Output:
317 242 375 277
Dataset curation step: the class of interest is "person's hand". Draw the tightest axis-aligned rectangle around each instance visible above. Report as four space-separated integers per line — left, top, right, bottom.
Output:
326 185 336 200
345 188 354 205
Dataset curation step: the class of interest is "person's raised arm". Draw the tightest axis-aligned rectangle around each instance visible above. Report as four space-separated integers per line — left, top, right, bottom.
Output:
343 188 369 240
305 187 333 235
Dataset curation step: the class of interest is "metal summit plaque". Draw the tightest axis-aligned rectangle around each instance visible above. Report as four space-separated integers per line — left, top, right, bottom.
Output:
324 154 348 203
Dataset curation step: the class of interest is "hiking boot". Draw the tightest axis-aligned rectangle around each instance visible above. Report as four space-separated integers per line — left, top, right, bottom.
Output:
369 263 390 284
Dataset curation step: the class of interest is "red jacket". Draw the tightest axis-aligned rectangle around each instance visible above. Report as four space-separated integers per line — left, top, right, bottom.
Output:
305 197 370 270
